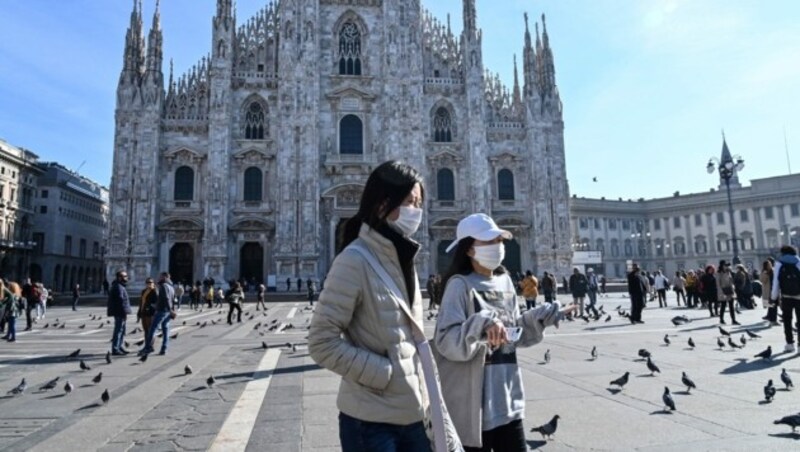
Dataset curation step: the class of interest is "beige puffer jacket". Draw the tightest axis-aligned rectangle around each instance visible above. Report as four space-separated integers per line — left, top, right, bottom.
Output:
308 224 426 425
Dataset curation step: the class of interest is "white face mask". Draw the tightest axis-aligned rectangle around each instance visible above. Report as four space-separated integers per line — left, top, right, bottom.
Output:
472 242 505 270
388 205 423 237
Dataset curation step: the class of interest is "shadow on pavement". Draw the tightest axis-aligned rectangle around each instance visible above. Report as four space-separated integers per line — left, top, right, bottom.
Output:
273 363 322 375
76 402 101 411
606 388 622 395
768 432 800 440
720 354 799 375
526 440 547 449
758 400 773 405
650 410 674 415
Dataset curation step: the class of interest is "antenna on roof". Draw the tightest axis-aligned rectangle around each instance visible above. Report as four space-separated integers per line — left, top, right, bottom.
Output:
76 160 87 174
785 126 792 175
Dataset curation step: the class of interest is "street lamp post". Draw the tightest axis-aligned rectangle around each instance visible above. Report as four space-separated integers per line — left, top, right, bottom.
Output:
707 144 745 265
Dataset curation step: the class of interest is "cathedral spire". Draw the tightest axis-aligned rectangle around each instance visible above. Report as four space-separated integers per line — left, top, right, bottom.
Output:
463 0 477 39
216 0 233 21
146 0 163 75
513 54 521 105
121 0 145 81
522 13 535 97
536 14 558 98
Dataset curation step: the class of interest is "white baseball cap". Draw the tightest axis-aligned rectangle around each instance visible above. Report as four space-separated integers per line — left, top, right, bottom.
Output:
445 213 512 253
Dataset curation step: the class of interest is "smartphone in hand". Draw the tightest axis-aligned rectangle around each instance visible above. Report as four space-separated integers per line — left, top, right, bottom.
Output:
506 326 522 342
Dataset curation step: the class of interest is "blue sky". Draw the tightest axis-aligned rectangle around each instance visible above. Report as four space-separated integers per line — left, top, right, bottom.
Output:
0 0 798 200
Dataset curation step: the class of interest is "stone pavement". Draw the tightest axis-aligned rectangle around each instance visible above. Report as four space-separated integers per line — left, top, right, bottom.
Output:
0 294 798 451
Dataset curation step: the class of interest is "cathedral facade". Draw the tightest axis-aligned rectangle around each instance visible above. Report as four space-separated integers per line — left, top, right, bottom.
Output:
108 0 573 287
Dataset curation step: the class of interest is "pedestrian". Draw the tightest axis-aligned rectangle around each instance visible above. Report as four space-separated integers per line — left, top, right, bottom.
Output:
433 213 573 450
307 280 316 307
733 264 753 309
102 279 109 295
561 276 569 295
215 287 224 308
226 281 244 324
600 275 607 296
141 272 176 355
1 281 22 342
308 161 432 450
520 270 539 311
700 265 718 317
174 283 185 310
685 270 698 308
137 278 157 344
653 270 669 307
206 284 214 308
426 274 436 310
716 261 738 325
72 283 81 311
770 245 800 353
255 283 267 310
190 283 200 310
569 267 589 317
296 277 302 293
760 259 778 325
285 277 291 292
672 271 686 307
36 283 48 319
627 263 647 324
541 271 555 303
107 270 132 355
22 278 36 331
585 268 600 317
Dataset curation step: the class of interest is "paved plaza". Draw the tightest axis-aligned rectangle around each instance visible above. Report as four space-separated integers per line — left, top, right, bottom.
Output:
0 293 798 451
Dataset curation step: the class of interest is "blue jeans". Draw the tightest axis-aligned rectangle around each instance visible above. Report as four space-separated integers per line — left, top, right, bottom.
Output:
339 412 430 452
112 316 127 352
146 311 171 353
6 317 16 340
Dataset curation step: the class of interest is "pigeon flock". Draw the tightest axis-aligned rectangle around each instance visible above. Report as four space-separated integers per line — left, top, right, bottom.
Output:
2 305 308 417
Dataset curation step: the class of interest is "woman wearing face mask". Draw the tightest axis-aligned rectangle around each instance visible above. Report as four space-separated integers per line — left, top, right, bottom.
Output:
308 161 431 451
433 213 574 451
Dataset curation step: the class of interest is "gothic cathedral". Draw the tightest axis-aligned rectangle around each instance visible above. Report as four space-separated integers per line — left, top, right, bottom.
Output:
107 0 573 286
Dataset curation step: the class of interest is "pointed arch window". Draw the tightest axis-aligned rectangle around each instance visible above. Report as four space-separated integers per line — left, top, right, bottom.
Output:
340 115 363 154
244 102 266 140
338 22 362 75
174 166 195 201
243 167 263 202
433 107 453 142
437 168 455 201
498 169 515 200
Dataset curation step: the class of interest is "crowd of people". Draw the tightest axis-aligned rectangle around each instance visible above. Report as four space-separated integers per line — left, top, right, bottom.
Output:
0 278 54 342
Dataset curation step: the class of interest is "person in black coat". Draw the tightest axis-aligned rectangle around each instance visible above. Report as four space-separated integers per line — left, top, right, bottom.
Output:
107 270 132 355
700 265 718 317
627 263 647 324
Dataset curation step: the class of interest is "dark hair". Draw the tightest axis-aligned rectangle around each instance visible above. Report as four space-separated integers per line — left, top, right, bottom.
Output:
442 237 506 288
339 161 425 252
780 245 798 256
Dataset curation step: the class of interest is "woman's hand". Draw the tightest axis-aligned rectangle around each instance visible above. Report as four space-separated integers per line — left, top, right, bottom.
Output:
555 304 579 329
484 320 508 347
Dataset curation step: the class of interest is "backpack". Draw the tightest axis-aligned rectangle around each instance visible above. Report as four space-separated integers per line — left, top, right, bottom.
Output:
778 263 800 297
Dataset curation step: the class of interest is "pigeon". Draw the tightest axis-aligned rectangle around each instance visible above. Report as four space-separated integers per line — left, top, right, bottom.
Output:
717 337 725 350
530 415 560 440
663 335 671 346
64 381 74 394
638 349 651 359
605 315 611 322
262 342 268 349
774 414 800 433
718 326 730 337
135 339 144 346
591 346 597 360
68 349 81 359
662 386 676 411
184 364 193 375
781 368 793 390
79 324 86 329
105 352 112 364
682 372 696 393
139 354 148 363
671 315 690 326
581 315 591 323
754 346 772 360
764 379 776 402
60 323 66 329
101 389 110 404
745 329 761 339
43 323 49 328
39 377 60 392
80 360 91 371
688 337 695 349
170 332 178 340
97 323 103 329
739 335 747 347
727 337 742 349
647 357 661 375
610 372 630 389
7 378 26 396
206 375 216 388
92 372 103 384
544 349 551 364
615 305 621 311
